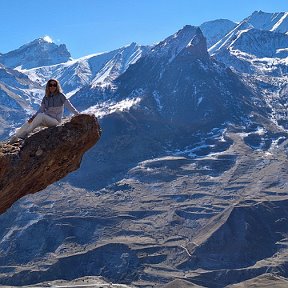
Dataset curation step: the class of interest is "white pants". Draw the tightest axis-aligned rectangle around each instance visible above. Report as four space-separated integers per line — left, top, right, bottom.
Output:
15 113 59 138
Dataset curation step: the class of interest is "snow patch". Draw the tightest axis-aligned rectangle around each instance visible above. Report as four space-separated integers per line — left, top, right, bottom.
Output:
153 91 163 110
271 12 288 32
197 96 203 106
83 97 142 118
238 126 266 139
0 213 44 246
43 35 53 43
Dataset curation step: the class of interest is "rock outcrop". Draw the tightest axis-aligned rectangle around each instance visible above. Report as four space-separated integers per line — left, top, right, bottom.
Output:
0 114 101 214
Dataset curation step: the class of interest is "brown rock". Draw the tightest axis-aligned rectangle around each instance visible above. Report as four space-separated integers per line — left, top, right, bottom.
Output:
0 114 101 214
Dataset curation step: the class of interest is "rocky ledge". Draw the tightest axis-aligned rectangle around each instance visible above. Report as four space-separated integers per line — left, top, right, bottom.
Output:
0 114 101 214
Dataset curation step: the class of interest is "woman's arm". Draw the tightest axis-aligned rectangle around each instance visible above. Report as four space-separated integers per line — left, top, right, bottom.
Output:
28 99 45 123
64 99 79 115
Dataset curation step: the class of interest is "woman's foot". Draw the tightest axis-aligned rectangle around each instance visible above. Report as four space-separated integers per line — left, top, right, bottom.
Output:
8 135 19 144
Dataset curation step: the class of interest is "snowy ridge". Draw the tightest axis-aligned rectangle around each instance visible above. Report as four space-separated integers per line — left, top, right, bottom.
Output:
229 28 288 58
209 11 288 60
22 43 148 96
150 25 202 62
91 43 147 88
271 12 288 32
0 64 42 111
244 11 288 33
0 38 71 69
209 14 288 77
200 19 237 48
0 9 288 139
209 21 252 54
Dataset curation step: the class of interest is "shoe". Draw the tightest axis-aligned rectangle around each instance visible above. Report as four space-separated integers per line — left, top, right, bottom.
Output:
8 135 19 144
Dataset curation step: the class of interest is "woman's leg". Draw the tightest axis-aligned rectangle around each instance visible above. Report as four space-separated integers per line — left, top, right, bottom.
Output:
41 114 60 127
14 114 45 138
26 113 59 134
9 120 33 143
10 113 59 143
15 122 32 138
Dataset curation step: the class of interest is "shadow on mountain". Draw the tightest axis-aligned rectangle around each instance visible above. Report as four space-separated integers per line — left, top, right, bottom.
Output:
178 199 288 287
0 243 139 286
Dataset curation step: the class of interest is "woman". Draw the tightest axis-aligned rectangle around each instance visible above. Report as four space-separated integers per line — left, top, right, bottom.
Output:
9 79 79 143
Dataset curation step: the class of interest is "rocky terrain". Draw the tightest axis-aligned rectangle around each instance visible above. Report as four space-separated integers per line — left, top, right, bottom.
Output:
0 123 287 287
0 114 101 214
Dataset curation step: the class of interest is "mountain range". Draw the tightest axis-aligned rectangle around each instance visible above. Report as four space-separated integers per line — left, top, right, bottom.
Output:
0 10 287 288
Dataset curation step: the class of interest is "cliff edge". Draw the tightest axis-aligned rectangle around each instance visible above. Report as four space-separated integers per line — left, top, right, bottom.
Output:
0 114 101 214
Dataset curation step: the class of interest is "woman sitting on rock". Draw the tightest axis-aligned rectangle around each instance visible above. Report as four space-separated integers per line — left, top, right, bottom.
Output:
9 79 79 143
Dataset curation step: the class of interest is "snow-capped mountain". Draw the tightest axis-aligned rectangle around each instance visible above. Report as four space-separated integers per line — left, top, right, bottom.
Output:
210 26 288 75
208 11 288 80
69 25 260 189
209 11 288 74
207 12 288 131
0 40 149 140
244 10 288 33
71 25 213 112
22 42 149 96
0 10 286 136
200 19 237 48
208 20 253 55
0 38 71 69
150 25 208 60
226 28 288 58
111 25 265 129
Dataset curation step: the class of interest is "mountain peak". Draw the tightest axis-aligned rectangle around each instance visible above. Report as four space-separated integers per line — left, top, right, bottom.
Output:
200 19 237 48
150 25 207 61
42 35 53 43
0 38 71 69
245 10 288 33
30 36 53 45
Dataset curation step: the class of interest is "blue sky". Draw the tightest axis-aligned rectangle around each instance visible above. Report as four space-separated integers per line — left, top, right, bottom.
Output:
0 0 287 58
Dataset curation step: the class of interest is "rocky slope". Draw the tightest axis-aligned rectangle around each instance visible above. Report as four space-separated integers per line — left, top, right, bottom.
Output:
0 114 101 214
0 126 287 287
